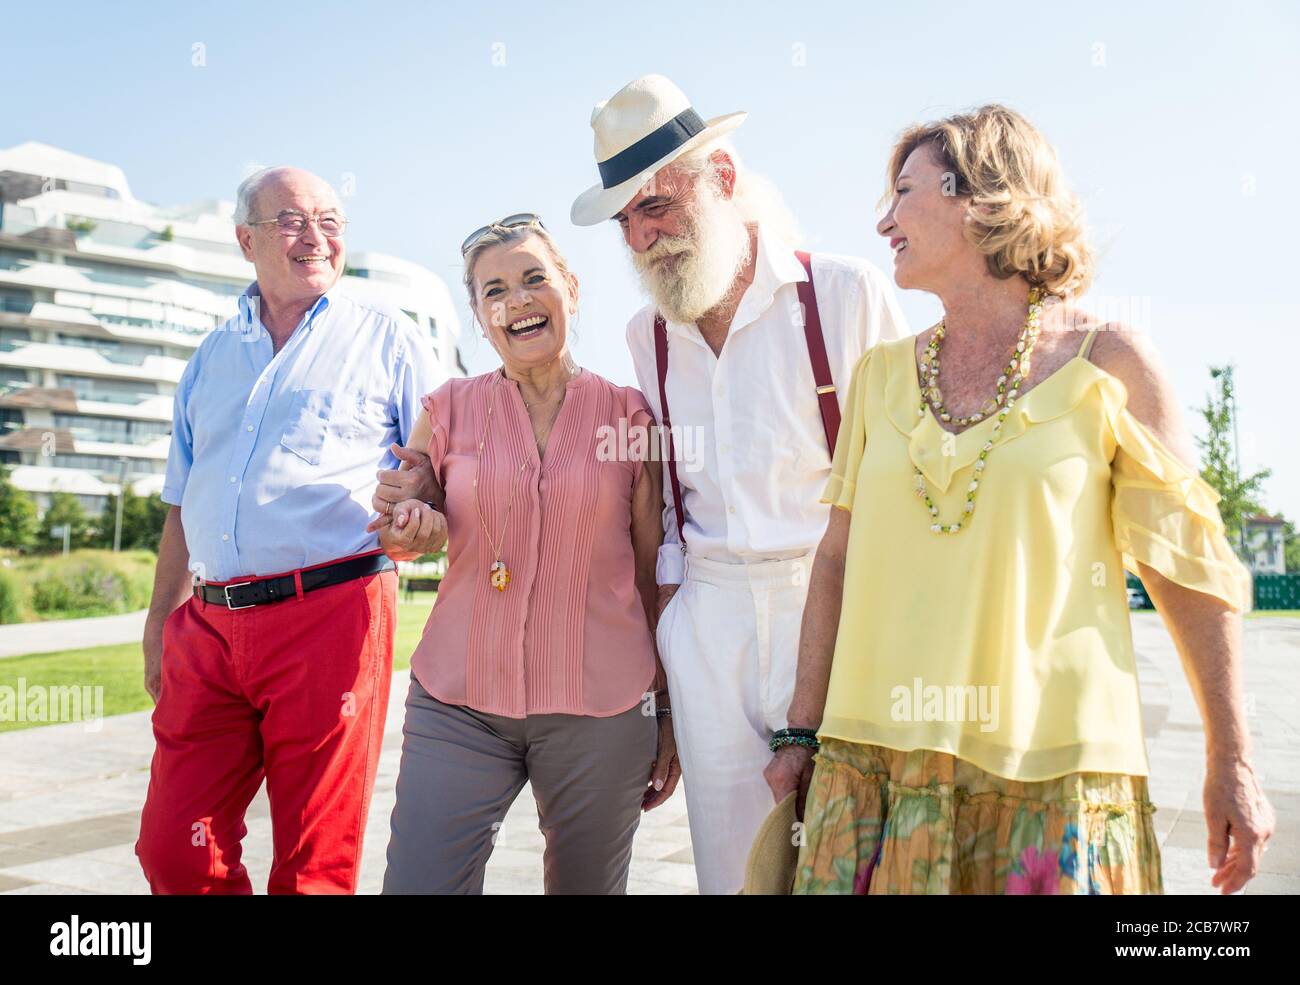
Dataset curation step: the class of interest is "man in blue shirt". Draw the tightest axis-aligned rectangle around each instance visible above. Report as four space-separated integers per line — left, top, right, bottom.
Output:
135 166 444 894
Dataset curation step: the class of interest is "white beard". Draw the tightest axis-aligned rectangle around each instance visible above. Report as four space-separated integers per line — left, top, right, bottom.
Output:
630 190 752 325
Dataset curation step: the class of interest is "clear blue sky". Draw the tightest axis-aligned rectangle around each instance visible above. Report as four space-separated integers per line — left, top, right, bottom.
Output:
3 0 1297 520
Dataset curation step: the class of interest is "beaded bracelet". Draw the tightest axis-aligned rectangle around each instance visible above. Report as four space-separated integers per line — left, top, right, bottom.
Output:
769 728 819 753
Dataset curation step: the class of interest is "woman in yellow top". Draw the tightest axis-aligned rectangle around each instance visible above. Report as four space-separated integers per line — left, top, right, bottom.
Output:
764 105 1274 895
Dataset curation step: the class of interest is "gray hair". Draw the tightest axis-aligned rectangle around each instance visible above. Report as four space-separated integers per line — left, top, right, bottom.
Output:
667 138 802 246
233 166 334 225
462 222 576 316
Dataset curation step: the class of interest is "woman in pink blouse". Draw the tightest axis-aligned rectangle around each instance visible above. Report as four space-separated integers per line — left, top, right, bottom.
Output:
377 215 679 894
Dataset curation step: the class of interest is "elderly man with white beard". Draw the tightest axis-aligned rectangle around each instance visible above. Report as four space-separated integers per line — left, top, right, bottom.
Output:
571 75 910 894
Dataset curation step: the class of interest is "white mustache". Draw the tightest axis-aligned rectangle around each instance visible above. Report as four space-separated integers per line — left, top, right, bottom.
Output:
628 195 751 325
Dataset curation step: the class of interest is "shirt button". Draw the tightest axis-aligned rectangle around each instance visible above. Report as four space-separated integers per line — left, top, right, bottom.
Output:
246 424 254 432
229 476 237 483
728 506 736 514
719 443 729 454
716 384 725 395
221 534 230 541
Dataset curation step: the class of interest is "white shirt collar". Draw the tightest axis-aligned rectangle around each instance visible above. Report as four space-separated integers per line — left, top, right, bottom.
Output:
730 225 805 331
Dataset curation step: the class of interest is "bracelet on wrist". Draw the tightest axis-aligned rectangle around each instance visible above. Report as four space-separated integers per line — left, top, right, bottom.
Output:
769 727 819 753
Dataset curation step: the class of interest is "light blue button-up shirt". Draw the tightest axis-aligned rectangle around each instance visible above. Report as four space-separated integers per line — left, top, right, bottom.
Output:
162 283 441 582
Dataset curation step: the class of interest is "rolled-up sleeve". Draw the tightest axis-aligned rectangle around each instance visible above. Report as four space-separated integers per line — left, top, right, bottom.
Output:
161 353 199 506
388 320 442 470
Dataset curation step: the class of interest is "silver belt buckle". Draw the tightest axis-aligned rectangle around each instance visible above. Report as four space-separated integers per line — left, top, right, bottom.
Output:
222 581 256 610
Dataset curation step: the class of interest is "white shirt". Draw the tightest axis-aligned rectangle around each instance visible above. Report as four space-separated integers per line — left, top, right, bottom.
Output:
627 227 911 585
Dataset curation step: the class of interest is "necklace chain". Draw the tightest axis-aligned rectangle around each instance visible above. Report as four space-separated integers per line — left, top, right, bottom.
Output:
474 380 525 590
472 364 580 590
913 288 1044 534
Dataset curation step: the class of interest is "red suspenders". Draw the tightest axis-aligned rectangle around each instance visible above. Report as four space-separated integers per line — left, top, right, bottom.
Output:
653 250 838 551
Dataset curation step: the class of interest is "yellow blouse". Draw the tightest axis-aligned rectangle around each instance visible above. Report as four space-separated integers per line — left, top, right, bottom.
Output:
820 331 1252 782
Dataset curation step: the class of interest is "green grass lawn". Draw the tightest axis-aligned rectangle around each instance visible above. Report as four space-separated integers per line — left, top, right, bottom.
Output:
0 597 437 733
3 594 1295 734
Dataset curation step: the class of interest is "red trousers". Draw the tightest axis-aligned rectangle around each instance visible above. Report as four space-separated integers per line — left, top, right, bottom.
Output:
136 551 397 894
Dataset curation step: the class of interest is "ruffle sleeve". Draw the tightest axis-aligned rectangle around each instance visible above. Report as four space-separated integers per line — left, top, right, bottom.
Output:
419 381 452 483
821 345 876 512
1108 399 1253 612
622 385 655 487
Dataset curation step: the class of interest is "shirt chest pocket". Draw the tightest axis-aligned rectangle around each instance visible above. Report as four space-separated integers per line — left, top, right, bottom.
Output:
280 388 335 465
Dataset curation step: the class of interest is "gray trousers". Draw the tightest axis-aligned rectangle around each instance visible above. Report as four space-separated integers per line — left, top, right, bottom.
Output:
382 677 657 894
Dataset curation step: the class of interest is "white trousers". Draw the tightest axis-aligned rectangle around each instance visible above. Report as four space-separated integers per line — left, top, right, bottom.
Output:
655 551 813 895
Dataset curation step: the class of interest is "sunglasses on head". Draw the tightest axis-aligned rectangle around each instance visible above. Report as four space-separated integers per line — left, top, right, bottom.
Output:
460 213 546 256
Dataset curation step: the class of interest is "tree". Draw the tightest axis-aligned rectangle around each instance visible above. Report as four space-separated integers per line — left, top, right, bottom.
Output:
37 492 94 552
98 487 169 551
1196 365 1270 555
0 466 39 551
1282 518 1300 574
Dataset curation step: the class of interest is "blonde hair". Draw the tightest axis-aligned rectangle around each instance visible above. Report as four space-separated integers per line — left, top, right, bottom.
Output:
461 222 576 320
885 105 1094 297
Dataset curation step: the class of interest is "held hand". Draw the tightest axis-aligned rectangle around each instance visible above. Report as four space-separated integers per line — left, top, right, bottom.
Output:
376 498 447 561
643 713 682 812
1204 757 1274 894
368 445 442 533
763 744 816 821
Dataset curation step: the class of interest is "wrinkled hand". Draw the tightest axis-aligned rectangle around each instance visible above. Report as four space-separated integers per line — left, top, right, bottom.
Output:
374 498 447 561
1204 758 1274 894
368 445 441 533
655 583 679 622
763 744 815 821
643 712 682 812
143 630 163 705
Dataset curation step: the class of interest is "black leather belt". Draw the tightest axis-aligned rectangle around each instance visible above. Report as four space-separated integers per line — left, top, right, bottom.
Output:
194 553 396 610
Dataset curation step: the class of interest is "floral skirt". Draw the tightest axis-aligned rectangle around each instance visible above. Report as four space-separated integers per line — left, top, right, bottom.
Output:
792 738 1163 895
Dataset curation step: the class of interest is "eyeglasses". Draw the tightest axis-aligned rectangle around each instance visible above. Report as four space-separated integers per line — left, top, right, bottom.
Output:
460 213 545 256
247 209 348 237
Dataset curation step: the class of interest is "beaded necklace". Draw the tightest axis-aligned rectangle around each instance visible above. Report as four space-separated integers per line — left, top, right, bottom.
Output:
914 287 1044 534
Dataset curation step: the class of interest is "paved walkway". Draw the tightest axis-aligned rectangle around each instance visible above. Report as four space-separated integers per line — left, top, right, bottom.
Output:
0 614 1294 894
0 609 148 659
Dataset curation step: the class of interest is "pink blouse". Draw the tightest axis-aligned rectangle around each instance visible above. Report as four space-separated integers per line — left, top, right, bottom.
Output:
409 367 658 718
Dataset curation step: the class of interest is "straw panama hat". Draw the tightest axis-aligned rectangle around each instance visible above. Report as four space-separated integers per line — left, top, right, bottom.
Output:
740 792 800 895
570 74 747 227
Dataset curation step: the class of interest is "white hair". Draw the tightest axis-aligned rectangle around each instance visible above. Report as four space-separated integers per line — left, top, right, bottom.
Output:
234 167 280 225
232 166 338 225
669 138 802 246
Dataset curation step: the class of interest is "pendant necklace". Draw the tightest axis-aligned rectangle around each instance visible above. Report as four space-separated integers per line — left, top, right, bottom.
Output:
474 378 526 591
473 364 578 590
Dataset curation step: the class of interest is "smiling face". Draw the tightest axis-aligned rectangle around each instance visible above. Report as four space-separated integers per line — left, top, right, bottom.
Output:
614 152 751 324
235 168 346 307
876 143 978 294
470 233 577 373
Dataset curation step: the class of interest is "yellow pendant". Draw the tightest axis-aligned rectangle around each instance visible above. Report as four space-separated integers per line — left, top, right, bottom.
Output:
489 560 510 592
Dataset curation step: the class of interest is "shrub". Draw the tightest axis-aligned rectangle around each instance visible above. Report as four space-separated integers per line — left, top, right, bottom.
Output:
0 569 22 624
30 561 129 616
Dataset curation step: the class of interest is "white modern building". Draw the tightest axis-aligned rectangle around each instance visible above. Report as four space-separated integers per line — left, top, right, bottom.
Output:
0 141 465 518
1243 514 1286 575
